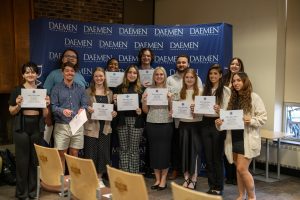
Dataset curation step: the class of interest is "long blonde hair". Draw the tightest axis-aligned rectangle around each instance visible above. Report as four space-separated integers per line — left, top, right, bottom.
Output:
151 66 167 88
89 67 108 96
180 68 200 100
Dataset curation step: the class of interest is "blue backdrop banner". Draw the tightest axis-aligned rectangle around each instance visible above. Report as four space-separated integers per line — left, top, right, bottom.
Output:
30 18 232 85
30 18 232 173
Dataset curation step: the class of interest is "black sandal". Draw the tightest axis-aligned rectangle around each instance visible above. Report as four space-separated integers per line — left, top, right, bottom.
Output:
182 178 190 188
188 180 197 190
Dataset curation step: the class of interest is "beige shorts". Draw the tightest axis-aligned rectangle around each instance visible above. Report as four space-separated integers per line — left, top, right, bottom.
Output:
54 123 84 150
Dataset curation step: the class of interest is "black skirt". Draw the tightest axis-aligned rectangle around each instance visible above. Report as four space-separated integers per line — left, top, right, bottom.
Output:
146 122 173 169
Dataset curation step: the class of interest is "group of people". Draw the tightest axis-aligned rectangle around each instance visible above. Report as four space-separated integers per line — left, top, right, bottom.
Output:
9 47 267 200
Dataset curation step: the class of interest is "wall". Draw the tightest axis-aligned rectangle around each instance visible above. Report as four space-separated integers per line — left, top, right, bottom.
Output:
155 0 286 131
123 0 154 24
284 0 300 103
33 0 123 23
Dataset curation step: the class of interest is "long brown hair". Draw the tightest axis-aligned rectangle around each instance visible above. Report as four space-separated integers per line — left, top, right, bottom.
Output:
121 65 143 94
89 67 108 96
180 68 200 100
227 72 252 114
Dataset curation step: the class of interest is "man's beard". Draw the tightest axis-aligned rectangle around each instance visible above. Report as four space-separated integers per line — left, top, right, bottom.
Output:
177 67 188 74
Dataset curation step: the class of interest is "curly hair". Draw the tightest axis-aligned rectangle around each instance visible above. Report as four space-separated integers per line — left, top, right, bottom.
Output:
202 64 224 105
138 48 154 66
227 72 252 114
180 68 199 100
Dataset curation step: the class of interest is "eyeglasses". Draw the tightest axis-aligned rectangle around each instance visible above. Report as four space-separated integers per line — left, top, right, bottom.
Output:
64 55 77 59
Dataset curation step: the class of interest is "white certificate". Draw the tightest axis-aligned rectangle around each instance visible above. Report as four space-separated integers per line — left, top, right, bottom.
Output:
220 110 244 130
146 88 168 105
106 72 124 87
172 101 193 120
117 94 139 111
139 69 154 86
91 103 114 121
194 96 216 114
69 109 88 135
21 88 47 108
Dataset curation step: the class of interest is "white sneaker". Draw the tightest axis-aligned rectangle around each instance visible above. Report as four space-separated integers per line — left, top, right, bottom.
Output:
99 180 106 188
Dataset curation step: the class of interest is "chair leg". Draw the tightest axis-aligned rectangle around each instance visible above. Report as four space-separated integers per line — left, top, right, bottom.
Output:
59 174 65 199
37 166 40 200
96 188 101 200
67 178 71 200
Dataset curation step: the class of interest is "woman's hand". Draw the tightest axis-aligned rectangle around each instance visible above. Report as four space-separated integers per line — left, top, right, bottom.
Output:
87 106 94 113
112 111 117 118
243 114 251 125
136 108 142 115
45 95 50 107
113 94 117 104
190 103 195 113
213 104 220 114
16 95 23 107
142 93 148 104
215 118 223 127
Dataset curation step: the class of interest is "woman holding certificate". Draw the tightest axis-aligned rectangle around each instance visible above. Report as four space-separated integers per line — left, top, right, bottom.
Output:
223 57 245 185
176 68 202 190
200 64 230 195
84 67 117 188
9 62 50 200
215 72 267 200
142 66 173 191
114 65 144 173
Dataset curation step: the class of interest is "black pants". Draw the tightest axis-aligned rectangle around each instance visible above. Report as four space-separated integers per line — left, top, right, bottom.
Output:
14 116 42 199
179 121 201 175
201 117 225 190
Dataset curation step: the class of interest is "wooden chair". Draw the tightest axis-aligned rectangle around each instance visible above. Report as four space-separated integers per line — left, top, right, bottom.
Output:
34 144 68 199
171 182 223 200
64 153 100 200
107 165 148 200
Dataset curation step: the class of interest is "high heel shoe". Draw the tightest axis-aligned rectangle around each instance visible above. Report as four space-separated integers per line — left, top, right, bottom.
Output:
182 178 190 188
188 180 197 190
157 184 167 191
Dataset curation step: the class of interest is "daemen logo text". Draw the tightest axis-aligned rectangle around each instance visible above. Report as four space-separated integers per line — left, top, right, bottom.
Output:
118 55 138 63
154 28 184 37
83 25 112 35
155 56 177 64
170 42 199 50
83 54 112 62
80 67 93 76
119 27 147 36
48 51 62 61
189 26 220 36
99 40 128 49
190 55 219 64
64 38 93 48
49 22 77 33
134 42 164 50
